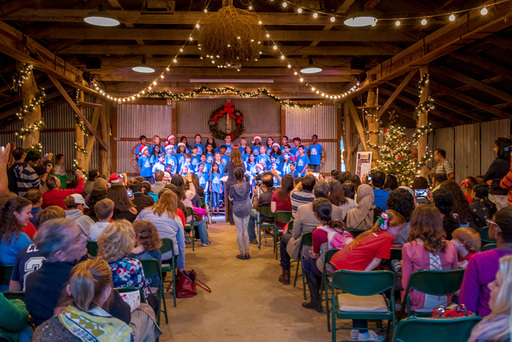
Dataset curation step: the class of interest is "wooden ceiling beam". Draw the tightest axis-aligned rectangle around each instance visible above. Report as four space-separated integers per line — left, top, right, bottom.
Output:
60 44 401 56
377 70 416 119
455 75 506 92
96 73 352 82
450 53 512 80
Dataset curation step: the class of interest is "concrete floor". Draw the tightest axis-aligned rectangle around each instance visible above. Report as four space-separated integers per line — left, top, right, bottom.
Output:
158 217 354 342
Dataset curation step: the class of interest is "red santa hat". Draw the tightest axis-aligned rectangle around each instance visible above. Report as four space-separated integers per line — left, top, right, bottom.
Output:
272 142 280 148
108 173 122 184
164 144 174 151
252 136 262 144
167 134 175 142
139 145 149 154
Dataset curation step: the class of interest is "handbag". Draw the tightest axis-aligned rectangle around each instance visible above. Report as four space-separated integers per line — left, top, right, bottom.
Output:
175 269 212 298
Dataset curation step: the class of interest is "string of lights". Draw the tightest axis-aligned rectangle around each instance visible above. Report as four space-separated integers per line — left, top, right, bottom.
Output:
12 63 34 92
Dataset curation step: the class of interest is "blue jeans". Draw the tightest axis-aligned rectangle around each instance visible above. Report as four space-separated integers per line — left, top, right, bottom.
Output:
211 192 221 207
247 210 258 241
195 219 209 244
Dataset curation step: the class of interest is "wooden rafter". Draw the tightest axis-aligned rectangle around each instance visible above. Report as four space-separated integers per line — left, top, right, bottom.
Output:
346 100 368 151
377 70 416 119
450 53 512 80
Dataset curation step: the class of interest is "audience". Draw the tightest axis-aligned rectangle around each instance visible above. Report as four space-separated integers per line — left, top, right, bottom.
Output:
383 174 398 191
439 180 476 228
369 171 390 211
247 171 276 243
271 174 294 226
64 194 94 237
130 220 162 290
42 170 85 209
471 183 497 229
128 179 155 214
433 188 460 240
108 184 138 222
345 184 376 231
328 179 356 220
86 177 108 220
152 170 166 195
452 227 481 269
484 137 512 210
10 149 52 196
83 169 100 195
88 198 115 241
25 188 43 227
386 188 416 247
290 174 316 217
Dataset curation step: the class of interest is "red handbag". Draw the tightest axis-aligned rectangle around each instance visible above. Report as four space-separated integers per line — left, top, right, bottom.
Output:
175 269 211 298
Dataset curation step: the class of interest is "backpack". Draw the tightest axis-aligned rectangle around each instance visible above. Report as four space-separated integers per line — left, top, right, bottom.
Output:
317 226 352 249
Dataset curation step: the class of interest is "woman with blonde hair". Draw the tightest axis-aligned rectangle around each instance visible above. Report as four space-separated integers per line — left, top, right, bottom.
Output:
131 220 162 290
135 190 186 270
32 258 133 341
470 254 512 341
401 204 458 312
97 220 150 298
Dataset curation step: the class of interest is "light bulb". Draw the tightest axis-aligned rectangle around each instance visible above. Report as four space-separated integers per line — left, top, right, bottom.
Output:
195 24 200 28
330 16 335 22
189 37 193 41
299 77 304 82
204 9 208 13
282 2 287 7
280 55 285 60
481 7 488 15
313 12 318 18
248 5 252 10
173 58 177 63
273 45 278 50
395 20 400 26
421 18 427 25
266 33 270 38
449 13 455 21
287 64 291 68
258 20 262 24
297 8 302 14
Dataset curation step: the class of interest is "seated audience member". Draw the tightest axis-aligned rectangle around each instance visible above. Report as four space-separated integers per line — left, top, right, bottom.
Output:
179 174 210 246
342 181 355 200
330 210 406 341
330 170 341 181
10 206 65 291
128 179 155 214
279 182 345 285
141 181 158 202
151 171 166 196
247 172 277 243
290 174 316 217
471 184 497 229
83 169 100 195
383 174 398 191
432 173 448 192
345 184 376 231
271 174 294 227
484 138 512 210
369 171 390 211
461 176 477 204
130 220 162 291
88 198 115 241
328 179 356 220
42 170 85 209
135 190 186 270
460 207 512 317
108 184 138 222
401 204 458 312
97 220 150 298
86 177 108 220
411 176 429 190
440 180 476 228
0 291 31 341
433 189 459 240
469 255 512 342
32 259 133 342
386 188 416 247
64 194 94 236
0 197 33 273
301 199 354 312
25 189 43 227
452 227 481 269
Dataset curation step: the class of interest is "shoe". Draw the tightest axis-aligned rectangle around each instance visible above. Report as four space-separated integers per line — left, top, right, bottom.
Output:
302 301 322 313
350 330 359 340
185 235 192 245
250 239 258 245
278 270 291 285
244 254 251 260
357 331 385 342
236 254 244 259
202 242 210 247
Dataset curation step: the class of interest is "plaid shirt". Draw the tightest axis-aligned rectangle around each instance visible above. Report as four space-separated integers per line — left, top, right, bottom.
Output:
12 161 44 196
500 164 512 206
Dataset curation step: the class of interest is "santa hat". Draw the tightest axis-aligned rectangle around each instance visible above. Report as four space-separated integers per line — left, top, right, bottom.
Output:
252 136 261 144
255 163 266 171
164 144 174 151
138 145 149 154
177 142 185 148
108 173 122 184
272 142 280 148
167 134 175 142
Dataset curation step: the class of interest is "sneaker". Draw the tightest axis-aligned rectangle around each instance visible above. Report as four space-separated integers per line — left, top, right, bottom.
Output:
357 331 385 342
350 330 359 340
185 235 192 245
236 254 244 260
250 239 258 245
202 242 210 247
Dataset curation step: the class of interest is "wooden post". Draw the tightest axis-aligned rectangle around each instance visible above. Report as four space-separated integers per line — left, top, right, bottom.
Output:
110 102 118 174
343 102 353 173
17 62 42 148
417 65 430 161
83 103 102 171
280 106 286 140
99 102 111 176
75 91 86 170
337 103 342 171
366 89 380 161
171 101 177 136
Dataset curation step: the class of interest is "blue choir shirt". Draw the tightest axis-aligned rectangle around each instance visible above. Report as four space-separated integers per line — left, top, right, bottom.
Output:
221 155 230 166
197 172 210 190
138 156 153 177
190 154 201 172
211 173 223 193
165 155 178 174
152 162 165 174
206 153 214 164
252 145 262 156
296 154 310 176
193 143 205 155
308 143 323 165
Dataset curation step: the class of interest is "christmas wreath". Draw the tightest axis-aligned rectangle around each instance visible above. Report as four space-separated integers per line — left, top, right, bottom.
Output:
208 101 245 140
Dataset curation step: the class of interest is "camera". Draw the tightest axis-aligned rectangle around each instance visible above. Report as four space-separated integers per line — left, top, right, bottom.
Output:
127 189 133 197
415 189 430 204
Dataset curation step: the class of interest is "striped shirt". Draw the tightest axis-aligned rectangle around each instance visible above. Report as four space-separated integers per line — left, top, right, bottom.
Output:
290 189 315 218
13 162 44 197
434 159 454 176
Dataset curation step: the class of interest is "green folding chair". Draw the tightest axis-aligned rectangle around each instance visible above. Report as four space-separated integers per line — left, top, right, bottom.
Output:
392 316 482 342
320 248 340 332
0 265 14 288
390 248 402 261
479 226 495 245
258 206 275 250
273 210 292 259
293 232 313 300
331 270 396 342
160 238 176 307
141 259 168 325
185 207 196 251
2 291 25 301
482 242 497 251
114 286 146 304
401 269 465 318
86 241 98 257
347 229 366 239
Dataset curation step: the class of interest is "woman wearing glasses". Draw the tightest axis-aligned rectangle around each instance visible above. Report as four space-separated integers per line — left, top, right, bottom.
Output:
460 207 512 317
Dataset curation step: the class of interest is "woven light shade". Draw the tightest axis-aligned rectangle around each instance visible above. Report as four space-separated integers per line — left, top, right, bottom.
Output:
198 6 265 67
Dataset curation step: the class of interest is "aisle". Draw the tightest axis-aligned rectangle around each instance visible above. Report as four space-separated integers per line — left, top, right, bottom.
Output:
159 218 350 341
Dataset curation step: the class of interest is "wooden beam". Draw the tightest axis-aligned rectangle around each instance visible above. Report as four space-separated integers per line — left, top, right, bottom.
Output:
343 103 353 172
337 104 342 171
17 61 41 148
367 89 379 160
377 70 416 119
84 104 102 171
48 76 108 150
417 65 429 161
99 102 111 176
346 100 368 151
343 0 512 100
455 75 506 92
450 53 512 81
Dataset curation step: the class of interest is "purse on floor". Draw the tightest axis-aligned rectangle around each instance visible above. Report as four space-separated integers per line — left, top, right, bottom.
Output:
175 269 212 298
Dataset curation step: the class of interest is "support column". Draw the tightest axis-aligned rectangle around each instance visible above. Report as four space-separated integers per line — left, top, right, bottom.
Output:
343 103 353 173
366 89 380 161
75 91 86 170
99 102 111 176
417 65 430 161
17 62 42 148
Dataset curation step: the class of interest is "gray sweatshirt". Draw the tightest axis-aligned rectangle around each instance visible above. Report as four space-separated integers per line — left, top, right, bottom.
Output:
229 182 252 218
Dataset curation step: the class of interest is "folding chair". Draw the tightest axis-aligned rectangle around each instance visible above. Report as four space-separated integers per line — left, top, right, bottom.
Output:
273 210 292 259
479 226 495 245
2 291 25 301
86 241 98 257
331 270 396 342
482 242 497 251
0 265 14 288
320 248 340 332
401 269 465 318
392 316 482 342
293 232 313 300
141 259 168 324
160 238 176 307
185 207 196 251
347 229 366 239
258 206 275 250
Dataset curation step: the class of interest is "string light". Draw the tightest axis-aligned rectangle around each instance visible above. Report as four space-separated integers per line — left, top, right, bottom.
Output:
449 13 456 21
297 8 302 14
395 20 401 26
481 6 488 15
313 12 318 18
421 18 427 25
330 16 336 22
282 2 287 7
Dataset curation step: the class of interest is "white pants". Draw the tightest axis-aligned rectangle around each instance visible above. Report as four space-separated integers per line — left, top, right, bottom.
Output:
233 214 250 255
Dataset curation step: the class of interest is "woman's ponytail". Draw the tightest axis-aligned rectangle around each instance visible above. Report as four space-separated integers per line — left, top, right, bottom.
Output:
69 268 95 312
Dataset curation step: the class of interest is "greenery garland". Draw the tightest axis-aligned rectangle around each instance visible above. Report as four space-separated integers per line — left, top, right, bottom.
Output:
209 101 245 140
25 143 43 153
16 120 46 138
145 86 317 109
12 64 34 92
413 74 434 120
74 142 88 156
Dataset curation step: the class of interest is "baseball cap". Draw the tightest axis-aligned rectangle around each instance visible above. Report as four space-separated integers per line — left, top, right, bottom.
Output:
70 193 89 209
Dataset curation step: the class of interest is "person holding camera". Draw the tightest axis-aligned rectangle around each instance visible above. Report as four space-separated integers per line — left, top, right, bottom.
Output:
42 170 85 209
9 148 52 196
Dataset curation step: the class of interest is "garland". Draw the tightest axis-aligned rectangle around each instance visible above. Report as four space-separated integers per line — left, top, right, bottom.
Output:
145 86 317 109
25 143 43 153
209 101 245 140
74 142 88 156
75 118 89 137
16 120 46 138
413 74 434 120
15 88 46 120
12 64 34 92
72 159 88 180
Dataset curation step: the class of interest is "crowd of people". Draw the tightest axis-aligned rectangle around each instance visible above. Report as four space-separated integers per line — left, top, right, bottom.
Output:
1 134 512 341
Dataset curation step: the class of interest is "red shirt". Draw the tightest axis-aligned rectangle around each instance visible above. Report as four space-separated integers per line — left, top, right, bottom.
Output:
22 222 36 239
330 231 394 271
42 178 85 209
271 191 292 228
177 209 186 227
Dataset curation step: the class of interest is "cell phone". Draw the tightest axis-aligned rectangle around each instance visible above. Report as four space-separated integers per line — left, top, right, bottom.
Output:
44 153 48 158
312 172 319 178
118 173 124 178
127 189 133 197
1 146 4 152
415 189 430 203
506 147 511 152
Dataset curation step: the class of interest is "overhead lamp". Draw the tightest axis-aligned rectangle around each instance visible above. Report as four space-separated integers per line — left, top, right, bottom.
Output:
84 4 120 27
300 58 322 74
132 56 155 73
343 0 378 27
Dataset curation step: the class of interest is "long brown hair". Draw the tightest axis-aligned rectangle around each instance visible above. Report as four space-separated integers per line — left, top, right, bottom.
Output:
0 196 31 244
351 210 405 249
277 174 294 202
230 148 243 166
133 220 162 251
107 184 135 211
408 204 447 254
328 180 347 206
151 190 178 218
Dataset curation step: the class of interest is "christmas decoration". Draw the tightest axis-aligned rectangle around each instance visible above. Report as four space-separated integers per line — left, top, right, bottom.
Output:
209 102 245 140
12 64 34 92
74 142 88 156
413 73 435 120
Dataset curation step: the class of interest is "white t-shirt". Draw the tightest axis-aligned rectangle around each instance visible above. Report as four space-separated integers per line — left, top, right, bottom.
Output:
88 222 111 241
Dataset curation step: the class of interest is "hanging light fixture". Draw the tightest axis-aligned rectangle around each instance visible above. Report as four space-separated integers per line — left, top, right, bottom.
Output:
84 4 120 27
343 0 378 27
132 56 155 73
300 57 322 74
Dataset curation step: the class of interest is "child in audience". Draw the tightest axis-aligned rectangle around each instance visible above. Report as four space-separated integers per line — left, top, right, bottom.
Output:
330 210 406 341
193 134 205 155
211 163 223 216
296 145 310 177
88 198 115 241
229 167 252 260
205 144 215 163
25 189 43 227
138 146 153 183
190 145 201 173
452 227 481 269
164 144 178 175
130 220 162 291
471 184 497 229
252 136 262 156
461 176 477 204
401 204 459 312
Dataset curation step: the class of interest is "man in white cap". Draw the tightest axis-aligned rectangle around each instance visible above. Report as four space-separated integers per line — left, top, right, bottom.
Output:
64 193 94 236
